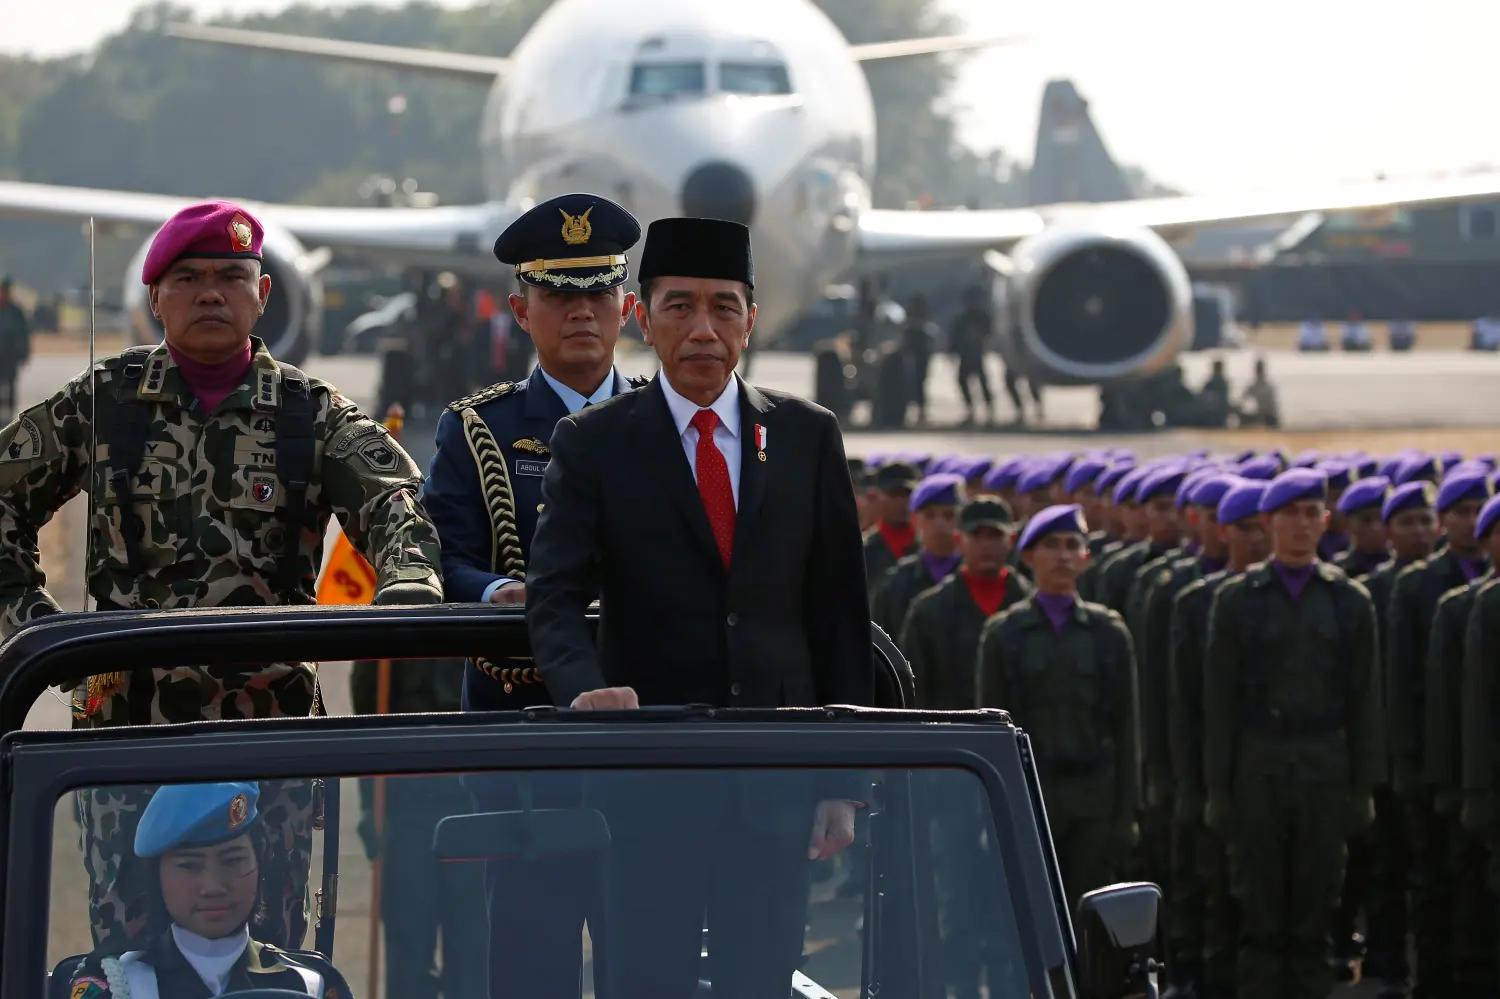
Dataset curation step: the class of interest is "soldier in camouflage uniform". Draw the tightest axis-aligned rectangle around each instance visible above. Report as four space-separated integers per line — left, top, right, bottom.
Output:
1388 465 1492 998
1424 491 1500 996
0 203 443 951
1203 469 1382 999
976 504 1139 912
1168 478 1269 999
872 473 964 641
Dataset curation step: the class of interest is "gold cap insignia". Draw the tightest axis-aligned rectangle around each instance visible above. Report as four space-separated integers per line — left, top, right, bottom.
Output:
559 206 593 246
227 792 250 830
228 213 254 252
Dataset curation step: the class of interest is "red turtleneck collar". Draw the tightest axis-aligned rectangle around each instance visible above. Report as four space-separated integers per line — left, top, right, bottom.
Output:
167 341 254 413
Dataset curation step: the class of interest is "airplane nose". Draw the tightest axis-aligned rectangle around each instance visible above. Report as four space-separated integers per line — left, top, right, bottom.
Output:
681 162 756 226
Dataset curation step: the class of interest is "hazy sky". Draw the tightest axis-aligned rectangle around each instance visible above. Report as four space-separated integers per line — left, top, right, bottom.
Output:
3 0 1498 193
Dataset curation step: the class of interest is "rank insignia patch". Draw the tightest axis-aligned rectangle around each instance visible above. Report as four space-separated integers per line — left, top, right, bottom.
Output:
511 437 550 456
359 438 399 472
1 416 42 462
559 206 593 245
252 478 276 504
228 213 255 251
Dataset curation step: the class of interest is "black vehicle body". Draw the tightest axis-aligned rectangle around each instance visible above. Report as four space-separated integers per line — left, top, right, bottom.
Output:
0 605 1160 999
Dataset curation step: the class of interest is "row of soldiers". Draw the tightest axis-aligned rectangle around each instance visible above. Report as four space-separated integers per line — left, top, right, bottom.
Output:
851 445 1500 999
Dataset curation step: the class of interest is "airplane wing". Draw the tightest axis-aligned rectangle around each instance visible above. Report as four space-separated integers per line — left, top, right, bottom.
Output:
0 180 512 274
856 170 1500 266
847 34 1025 62
163 24 508 81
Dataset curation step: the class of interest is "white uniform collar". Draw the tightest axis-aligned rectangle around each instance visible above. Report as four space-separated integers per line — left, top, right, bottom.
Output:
171 923 251 996
660 373 740 438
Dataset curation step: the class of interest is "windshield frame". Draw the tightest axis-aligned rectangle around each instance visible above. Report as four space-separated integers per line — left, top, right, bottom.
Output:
2 709 1073 998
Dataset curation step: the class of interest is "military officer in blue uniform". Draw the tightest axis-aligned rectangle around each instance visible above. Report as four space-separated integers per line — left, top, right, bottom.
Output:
422 193 644 999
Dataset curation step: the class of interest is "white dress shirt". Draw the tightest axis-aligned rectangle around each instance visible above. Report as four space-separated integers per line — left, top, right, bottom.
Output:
171 923 251 996
480 366 621 602
660 373 742 508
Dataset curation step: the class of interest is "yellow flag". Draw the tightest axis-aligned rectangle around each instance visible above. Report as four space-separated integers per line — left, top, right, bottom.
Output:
317 529 377 605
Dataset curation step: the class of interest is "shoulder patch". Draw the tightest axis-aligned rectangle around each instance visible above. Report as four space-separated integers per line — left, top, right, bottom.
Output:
448 381 517 412
357 436 401 472
329 420 387 458
0 415 43 463
70 977 109 999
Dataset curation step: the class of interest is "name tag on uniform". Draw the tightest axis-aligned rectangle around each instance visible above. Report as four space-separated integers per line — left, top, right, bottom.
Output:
515 459 548 477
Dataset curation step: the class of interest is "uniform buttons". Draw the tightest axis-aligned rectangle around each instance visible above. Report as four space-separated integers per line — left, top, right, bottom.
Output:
726 612 739 627
730 682 742 697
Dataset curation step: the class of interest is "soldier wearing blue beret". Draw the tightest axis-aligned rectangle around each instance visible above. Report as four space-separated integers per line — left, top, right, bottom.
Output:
1164 477 1269 997
1086 463 1135 561
976 504 1139 913
871 473 965 642
65 783 353 999
1202 469 1383 999
1333 475 1393 579
1384 465 1493 996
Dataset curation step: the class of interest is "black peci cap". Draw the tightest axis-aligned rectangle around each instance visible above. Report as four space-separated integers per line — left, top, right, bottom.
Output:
638 217 754 289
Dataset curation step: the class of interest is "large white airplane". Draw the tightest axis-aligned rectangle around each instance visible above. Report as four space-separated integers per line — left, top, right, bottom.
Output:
2 0 1498 387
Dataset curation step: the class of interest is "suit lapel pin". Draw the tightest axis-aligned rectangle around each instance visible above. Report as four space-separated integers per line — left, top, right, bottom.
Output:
755 424 767 462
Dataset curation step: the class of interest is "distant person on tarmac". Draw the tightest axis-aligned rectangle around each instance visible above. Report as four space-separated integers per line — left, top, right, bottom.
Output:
901 294 937 426
1237 357 1281 428
1298 318 1329 352
949 286 996 426
0 276 31 421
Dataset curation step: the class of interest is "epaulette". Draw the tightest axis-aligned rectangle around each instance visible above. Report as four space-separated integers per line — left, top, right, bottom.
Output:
448 381 518 413
627 374 650 388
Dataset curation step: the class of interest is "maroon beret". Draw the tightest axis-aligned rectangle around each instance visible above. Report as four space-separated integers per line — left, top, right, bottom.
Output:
141 201 264 285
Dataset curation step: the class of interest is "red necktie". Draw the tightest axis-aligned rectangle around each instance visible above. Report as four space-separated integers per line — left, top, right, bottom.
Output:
691 409 736 569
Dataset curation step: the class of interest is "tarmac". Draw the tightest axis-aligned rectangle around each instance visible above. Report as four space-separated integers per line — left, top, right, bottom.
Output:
24 344 1471 997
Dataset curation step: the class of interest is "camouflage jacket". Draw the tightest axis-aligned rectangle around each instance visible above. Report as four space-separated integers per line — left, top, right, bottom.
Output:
0 337 442 725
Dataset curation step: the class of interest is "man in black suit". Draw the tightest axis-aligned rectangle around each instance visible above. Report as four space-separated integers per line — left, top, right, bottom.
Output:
527 217 872 998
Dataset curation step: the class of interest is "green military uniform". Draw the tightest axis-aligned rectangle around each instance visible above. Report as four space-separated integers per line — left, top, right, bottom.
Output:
1169 569 1238 997
1388 548 1478 994
1077 539 1127 603
1462 578 1500 984
1426 574 1497 993
351 660 486 999
1203 561 1382 999
976 597 1139 911
863 527 916 590
0 337 442 950
1097 540 1173 614
901 564 1031 999
872 553 956 643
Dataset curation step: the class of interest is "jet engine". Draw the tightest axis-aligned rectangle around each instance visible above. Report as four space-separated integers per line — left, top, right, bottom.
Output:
121 220 324 366
994 224 1193 386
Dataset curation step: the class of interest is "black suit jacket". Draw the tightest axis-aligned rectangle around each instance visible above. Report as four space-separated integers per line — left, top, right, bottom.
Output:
527 374 872 710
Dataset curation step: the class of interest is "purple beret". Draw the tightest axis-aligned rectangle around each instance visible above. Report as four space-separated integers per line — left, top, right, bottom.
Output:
1217 480 1267 525
1176 469 1215 509
141 201 264 285
925 456 957 475
1138 464 1188 504
1479 493 1500 540
1436 466 1493 513
1113 466 1150 505
1291 450 1324 469
983 457 1026 492
1018 504 1088 550
960 457 995 482
1394 454 1442 485
1095 463 1135 497
1337 476 1391 515
1259 468 1329 514
1439 449 1465 468
1235 455 1282 481
1232 448 1258 463
1476 454 1497 470
1316 460 1353 492
1383 481 1436 523
910 473 966 512
1065 458 1108 496
1190 473 1240 512
1016 462 1054 496
1350 456 1379 479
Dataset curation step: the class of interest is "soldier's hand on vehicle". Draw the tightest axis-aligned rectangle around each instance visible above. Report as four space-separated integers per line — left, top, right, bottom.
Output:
1204 791 1233 834
490 582 526 604
570 687 639 710
1461 790 1497 838
1346 791 1376 837
808 799 859 861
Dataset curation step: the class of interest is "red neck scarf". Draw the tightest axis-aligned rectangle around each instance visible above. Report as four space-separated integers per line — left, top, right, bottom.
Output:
962 566 1011 618
878 520 917 560
167 341 253 413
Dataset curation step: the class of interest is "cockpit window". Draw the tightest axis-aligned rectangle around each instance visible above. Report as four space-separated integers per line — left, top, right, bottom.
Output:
629 61 706 99
720 61 792 95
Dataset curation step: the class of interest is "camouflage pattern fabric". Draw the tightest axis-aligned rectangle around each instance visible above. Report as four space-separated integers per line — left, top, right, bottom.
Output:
78 779 314 951
0 337 442 724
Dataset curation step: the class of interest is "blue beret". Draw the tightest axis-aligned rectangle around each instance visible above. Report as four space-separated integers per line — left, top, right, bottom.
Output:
1095 462 1135 496
135 782 261 858
1138 464 1188 504
1350 457 1379 479
925 456 956 475
1217 480 1267 525
1382 481 1436 523
1337 476 1391 514
905 453 933 474
1190 473 1239 512
1394 454 1442 485
1235 455 1282 481
1476 454 1497 470
1018 504 1088 550
983 457 1026 492
1436 467 1493 513
1176 469 1215 509
1479 493 1500 539
1113 466 1150 504
1317 460 1353 492
1232 448 1258 463
1064 458 1108 495
910 473 966 511
1259 468 1329 514
494 193 640 291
